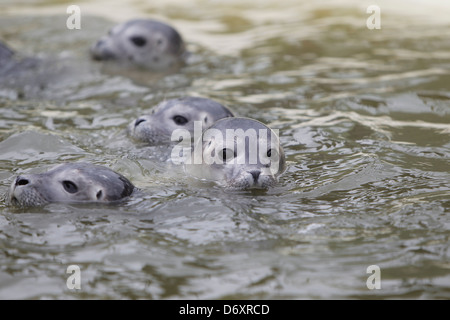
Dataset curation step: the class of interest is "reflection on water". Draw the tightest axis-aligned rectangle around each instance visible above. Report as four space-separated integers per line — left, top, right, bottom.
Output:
0 0 449 299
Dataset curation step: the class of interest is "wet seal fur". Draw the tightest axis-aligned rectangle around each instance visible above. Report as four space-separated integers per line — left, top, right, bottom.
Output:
9 162 135 207
0 41 40 78
128 97 234 145
90 19 186 70
184 117 286 190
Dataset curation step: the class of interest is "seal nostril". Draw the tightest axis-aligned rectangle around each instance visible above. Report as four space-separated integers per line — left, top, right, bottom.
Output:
249 170 261 182
135 118 146 127
16 177 29 186
96 190 103 200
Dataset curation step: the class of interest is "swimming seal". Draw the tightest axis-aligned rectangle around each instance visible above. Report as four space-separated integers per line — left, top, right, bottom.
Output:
90 19 185 70
0 40 40 78
128 97 234 145
9 162 135 207
0 41 14 65
184 117 286 190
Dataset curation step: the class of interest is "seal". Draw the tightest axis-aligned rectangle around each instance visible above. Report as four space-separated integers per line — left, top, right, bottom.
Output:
184 117 286 190
0 40 39 77
0 41 16 77
9 162 135 207
90 19 185 70
128 97 234 145
0 41 14 64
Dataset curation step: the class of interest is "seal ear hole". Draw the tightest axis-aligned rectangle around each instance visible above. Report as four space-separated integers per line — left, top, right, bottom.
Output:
130 36 147 47
173 115 188 125
62 180 78 194
267 148 278 159
96 190 103 200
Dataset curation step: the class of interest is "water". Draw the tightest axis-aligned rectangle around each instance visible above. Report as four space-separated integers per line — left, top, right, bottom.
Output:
0 0 449 299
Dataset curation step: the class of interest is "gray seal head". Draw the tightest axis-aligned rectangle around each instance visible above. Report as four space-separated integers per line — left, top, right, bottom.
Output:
184 117 286 190
0 41 16 76
128 97 234 145
0 41 14 63
0 40 39 77
9 162 135 207
90 19 185 70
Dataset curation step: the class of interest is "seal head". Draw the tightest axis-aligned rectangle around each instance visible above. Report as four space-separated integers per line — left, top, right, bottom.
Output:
90 19 185 70
185 117 286 190
9 162 135 207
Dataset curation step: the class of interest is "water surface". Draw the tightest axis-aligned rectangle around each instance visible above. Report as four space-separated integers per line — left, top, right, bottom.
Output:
0 0 449 299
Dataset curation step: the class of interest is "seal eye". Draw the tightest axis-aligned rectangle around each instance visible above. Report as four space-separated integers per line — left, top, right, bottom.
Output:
219 148 236 162
62 180 78 194
267 149 272 157
130 36 147 47
173 115 188 125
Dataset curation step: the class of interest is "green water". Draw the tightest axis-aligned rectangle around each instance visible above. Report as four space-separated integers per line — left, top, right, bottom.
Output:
0 0 449 299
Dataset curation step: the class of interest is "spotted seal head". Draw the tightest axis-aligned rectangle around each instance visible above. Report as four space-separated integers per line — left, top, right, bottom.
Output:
90 19 185 70
184 117 286 190
9 163 135 207
128 97 234 145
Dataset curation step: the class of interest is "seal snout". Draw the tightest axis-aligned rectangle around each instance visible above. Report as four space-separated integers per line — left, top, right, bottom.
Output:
15 176 30 186
9 175 33 206
90 40 104 60
248 169 261 182
90 38 116 61
134 118 147 127
9 163 135 207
